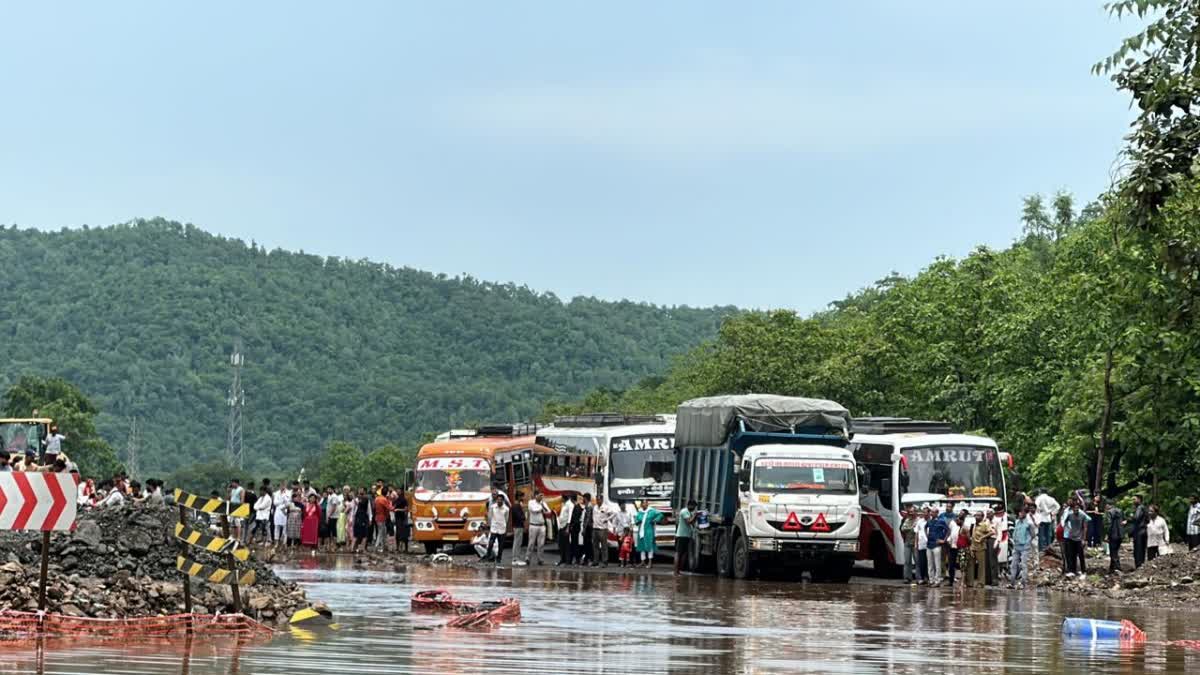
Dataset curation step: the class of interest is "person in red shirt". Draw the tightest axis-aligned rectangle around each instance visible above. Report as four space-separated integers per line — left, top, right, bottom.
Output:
373 491 393 552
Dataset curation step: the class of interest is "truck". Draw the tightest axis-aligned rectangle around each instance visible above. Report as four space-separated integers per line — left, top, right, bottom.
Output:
672 394 863 582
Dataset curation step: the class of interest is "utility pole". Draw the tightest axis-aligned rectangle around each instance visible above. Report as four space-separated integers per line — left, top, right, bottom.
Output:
226 340 245 470
125 416 142 480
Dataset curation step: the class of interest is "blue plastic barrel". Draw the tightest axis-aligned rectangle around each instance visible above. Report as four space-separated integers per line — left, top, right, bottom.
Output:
1061 618 1126 641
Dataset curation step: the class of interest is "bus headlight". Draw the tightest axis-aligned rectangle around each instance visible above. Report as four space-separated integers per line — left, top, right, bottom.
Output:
415 520 435 532
468 519 484 531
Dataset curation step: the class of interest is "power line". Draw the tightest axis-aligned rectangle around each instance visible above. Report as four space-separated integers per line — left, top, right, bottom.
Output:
125 416 141 480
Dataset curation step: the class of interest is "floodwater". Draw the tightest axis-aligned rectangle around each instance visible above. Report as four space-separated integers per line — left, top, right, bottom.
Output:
2 557 1200 674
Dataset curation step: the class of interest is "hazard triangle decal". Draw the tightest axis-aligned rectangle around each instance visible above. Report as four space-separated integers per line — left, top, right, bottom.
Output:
782 511 802 531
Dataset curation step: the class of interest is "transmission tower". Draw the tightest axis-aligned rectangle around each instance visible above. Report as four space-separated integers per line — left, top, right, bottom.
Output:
125 416 142 480
226 341 245 470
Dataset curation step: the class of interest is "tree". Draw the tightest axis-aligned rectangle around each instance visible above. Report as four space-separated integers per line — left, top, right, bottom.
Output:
361 444 415 488
315 441 366 488
2 375 122 478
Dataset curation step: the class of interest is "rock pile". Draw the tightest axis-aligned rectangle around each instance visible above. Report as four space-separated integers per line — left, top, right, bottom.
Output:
1032 544 1200 607
0 504 310 625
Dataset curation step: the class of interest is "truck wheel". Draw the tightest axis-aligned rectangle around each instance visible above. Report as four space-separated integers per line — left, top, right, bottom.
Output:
826 561 854 584
716 530 734 578
733 534 755 579
424 542 439 555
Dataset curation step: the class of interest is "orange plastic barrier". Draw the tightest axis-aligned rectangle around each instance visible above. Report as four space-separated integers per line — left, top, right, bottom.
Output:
0 610 274 640
444 599 521 630
1119 619 1147 644
411 590 520 630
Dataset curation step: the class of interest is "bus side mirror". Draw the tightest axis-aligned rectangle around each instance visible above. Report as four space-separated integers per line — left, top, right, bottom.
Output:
880 478 893 504
857 466 868 494
404 469 415 490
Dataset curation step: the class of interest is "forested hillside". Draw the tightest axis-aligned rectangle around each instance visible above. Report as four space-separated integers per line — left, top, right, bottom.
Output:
0 220 733 475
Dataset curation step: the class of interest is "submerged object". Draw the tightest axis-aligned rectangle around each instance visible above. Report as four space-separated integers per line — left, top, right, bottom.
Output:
411 589 521 630
1061 618 1146 644
289 603 335 626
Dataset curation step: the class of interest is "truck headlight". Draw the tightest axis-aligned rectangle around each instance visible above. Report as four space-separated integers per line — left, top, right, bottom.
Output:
835 541 858 552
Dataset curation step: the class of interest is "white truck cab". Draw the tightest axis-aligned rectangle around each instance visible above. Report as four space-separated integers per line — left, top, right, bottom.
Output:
737 444 862 566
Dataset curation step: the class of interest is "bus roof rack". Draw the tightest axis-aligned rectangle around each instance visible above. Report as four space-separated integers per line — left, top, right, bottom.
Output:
851 417 955 435
475 423 542 437
552 413 665 428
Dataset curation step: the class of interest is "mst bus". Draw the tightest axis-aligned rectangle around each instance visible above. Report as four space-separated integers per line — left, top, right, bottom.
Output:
851 418 1012 574
537 414 677 547
410 424 595 553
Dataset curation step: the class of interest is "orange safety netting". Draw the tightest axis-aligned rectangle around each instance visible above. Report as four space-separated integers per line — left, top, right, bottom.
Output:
411 590 520 630
0 610 274 640
1119 619 1147 644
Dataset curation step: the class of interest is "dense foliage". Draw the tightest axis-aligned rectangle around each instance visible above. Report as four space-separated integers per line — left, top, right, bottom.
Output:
546 187 1200 523
0 221 733 476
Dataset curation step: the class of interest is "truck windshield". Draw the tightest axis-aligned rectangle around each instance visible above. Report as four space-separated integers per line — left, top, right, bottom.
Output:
900 445 1003 499
753 459 856 493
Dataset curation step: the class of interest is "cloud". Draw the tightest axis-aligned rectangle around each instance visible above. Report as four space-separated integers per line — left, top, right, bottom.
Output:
440 71 1092 158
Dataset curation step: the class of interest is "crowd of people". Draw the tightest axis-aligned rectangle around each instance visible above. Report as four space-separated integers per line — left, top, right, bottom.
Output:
898 489 1200 590
469 489 698 576
234 477 411 554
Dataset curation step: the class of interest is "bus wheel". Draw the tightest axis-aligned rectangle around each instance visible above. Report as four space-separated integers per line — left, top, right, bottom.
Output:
424 542 439 555
716 530 734 578
733 534 755 579
871 534 901 578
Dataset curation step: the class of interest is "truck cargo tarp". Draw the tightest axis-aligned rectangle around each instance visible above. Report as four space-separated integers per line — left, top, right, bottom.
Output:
675 394 851 447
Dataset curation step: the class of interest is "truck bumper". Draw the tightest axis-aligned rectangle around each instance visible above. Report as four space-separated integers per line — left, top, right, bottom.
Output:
749 538 859 555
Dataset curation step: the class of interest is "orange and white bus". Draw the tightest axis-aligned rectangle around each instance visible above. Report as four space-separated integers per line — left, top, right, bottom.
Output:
410 424 597 554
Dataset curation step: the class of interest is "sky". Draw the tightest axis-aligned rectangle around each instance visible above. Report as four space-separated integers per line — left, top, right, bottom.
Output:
0 2 1139 311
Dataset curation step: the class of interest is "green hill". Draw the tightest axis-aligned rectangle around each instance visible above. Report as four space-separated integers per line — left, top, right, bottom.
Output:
0 219 734 474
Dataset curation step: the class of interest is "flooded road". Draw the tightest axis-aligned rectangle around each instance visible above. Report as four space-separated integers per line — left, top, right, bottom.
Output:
3 558 1200 674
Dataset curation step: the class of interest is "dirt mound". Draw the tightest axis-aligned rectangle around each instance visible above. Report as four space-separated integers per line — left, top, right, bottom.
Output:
1032 543 1200 607
0 504 309 625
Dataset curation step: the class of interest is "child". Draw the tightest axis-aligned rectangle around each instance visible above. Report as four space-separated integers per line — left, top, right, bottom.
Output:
618 526 634 567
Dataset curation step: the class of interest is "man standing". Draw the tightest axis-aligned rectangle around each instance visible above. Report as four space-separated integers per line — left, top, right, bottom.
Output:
1186 495 1200 551
1009 506 1036 588
525 491 548 566
1130 495 1148 569
925 507 948 586
900 508 919 585
1035 489 1060 552
673 499 698 576
487 491 510 566
43 426 66 465
1060 499 1090 577
580 494 595 566
556 492 576 567
915 508 929 585
1106 499 1125 573
510 490 526 565
229 479 246 541
591 494 616 567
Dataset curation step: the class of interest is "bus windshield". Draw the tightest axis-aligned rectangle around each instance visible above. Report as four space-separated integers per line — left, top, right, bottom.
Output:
608 434 674 501
414 457 491 497
901 445 1003 499
753 459 856 493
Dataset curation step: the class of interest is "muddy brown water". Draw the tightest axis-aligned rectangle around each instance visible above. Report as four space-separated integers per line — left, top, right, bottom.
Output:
2 557 1199 674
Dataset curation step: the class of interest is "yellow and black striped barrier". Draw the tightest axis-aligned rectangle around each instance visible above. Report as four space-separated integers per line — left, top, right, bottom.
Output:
173 489 251 519
174 522 251 562
176 555 256 586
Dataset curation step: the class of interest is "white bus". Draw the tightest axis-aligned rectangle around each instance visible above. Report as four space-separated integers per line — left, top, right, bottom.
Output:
536 414 677 547
850 418 1012 574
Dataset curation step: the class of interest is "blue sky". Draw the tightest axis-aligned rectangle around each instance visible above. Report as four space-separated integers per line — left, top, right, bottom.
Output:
0 2 1137 310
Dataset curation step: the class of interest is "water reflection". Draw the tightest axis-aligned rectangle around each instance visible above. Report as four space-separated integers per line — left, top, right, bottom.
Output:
0 561 1197 674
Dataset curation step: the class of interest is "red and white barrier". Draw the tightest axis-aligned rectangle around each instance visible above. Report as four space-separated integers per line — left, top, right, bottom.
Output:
0 472 78 531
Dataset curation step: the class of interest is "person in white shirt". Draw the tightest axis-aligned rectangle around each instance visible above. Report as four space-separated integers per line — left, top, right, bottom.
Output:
1034 489 1060 552
1146 504 1171 561
96 487 125 508
273 487 291 547
43 426 66 463
487 494 510 566
556 494 576 567
590 494 619 567
525 492 549 566
1187 496 1200 551
253 491 273 544
915 509 929 584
